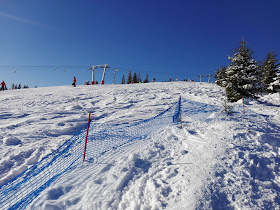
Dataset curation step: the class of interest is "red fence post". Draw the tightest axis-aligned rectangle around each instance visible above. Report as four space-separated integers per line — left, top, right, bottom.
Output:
83 112 91 162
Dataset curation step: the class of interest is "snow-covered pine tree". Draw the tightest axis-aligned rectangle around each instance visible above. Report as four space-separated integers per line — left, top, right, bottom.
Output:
225 41 261 102
262 51 280 93
269 69 280 92
214 66 227 87
127 71 132 84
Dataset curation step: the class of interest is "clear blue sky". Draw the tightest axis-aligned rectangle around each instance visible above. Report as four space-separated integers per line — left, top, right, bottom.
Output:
1 0 280 87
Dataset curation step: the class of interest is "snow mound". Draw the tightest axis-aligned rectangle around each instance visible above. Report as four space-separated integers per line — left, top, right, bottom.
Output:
4 136 22 146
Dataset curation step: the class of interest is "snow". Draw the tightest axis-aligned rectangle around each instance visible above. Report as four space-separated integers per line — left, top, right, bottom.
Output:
0 82 279 209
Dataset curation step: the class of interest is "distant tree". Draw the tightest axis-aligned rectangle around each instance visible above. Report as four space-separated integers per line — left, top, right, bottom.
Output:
132 72 138 83
144 74 149 83
121 75 126 84
138 72 142 83
18 84 21 89
225 40 261 102
262 51 280 93
214 66 227 87
127 71 132 84
23 85 29 89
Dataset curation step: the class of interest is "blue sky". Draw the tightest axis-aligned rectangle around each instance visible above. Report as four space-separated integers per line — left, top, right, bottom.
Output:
1 0 280 87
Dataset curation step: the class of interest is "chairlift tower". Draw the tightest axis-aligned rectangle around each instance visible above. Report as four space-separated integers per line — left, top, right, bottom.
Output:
206 74 212 83
89 64 110 85
90 66 97 85
113 68 117 84
198 75 204 83
100 64 110 85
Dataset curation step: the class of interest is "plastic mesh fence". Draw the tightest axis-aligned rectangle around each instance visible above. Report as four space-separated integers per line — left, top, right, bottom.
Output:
86 98 180 160
0 128 87 209
0 98 180 210
181 98 220 120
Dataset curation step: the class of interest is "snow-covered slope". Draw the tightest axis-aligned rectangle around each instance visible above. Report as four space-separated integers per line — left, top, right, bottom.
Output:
0 82 279 209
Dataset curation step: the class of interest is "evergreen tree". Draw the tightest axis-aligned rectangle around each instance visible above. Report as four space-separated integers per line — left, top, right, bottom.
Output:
138 72 142 83
132 72 138 83
214 66 227 87
262 51 280 93
121 75 126 84
127 71 132 84
274 71 280 92
144 74 149 83
225 41 261 102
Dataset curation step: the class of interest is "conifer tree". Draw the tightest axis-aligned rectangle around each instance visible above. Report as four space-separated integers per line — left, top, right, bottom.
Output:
127 71 132 84
225 41 261 102
144 74 149 83
132 72 138 83
121 75 126 84
262 51 280 93
138 72 142 83
214 66 227 87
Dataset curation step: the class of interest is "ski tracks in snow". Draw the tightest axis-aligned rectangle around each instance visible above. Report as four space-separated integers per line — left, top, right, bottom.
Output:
197 110 280 209
28 114 223 209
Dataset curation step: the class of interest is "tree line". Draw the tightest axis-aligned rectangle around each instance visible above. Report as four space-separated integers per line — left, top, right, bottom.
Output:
215 40 280 102
121 71 150 84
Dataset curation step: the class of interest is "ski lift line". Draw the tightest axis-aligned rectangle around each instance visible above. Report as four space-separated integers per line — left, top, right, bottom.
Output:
0 66 91 71
114 69 213 79
0 65 91 68
0 65 216 76
110 66 215 77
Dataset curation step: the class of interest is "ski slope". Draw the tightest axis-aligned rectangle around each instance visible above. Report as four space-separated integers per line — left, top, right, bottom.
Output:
0 82 279 209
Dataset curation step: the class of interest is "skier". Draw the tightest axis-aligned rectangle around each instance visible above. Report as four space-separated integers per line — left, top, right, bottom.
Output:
1 81 6 91
72 77 76 87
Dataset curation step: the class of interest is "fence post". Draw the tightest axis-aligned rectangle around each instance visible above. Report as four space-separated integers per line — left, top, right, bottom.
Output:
178 96 182 128
173 96 182 125
242 96 245 115
83 112 91 162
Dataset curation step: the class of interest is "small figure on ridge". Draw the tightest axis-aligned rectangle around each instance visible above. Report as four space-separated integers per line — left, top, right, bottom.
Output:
1 80 6 91
72 77 76 87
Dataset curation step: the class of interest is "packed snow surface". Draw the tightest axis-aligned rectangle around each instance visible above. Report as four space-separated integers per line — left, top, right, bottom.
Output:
0 82 279 209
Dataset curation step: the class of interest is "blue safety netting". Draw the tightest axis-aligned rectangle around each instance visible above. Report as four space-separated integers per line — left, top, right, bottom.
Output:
0 97 181 210
181 98 220 120
86 97 181 160
0 96 232 209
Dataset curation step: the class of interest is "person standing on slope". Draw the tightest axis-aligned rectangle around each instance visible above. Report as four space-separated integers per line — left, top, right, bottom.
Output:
72 77 76 87
1 81 6 91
